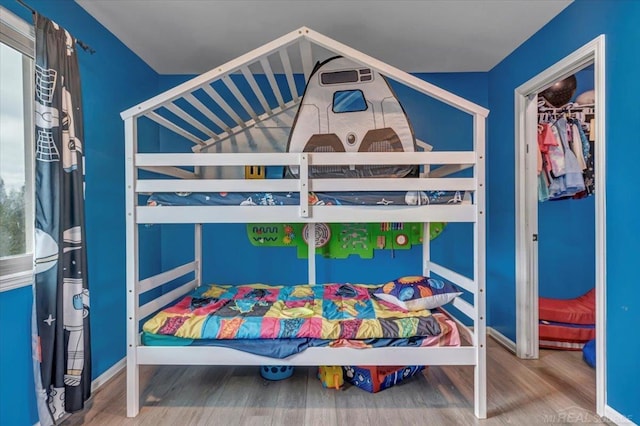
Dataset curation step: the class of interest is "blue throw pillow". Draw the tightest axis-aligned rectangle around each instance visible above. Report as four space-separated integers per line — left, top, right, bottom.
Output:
374 276 461 311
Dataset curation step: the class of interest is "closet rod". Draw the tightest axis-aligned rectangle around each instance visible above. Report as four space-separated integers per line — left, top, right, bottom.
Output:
16 0 96 54
538 102 595 113
538 99 594 107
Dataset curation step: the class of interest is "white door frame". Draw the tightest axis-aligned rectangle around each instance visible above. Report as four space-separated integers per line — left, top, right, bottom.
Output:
514 35 606 415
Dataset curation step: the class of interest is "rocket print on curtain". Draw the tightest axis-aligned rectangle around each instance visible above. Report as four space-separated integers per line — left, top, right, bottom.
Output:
32 14 91 425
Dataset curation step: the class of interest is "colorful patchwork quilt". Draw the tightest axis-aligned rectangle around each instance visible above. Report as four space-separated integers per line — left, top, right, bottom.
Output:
143 283 442 340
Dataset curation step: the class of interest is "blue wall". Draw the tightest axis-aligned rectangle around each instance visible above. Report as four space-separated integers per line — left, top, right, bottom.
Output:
0 1 159 425
487 0 640 420
0 287 37 424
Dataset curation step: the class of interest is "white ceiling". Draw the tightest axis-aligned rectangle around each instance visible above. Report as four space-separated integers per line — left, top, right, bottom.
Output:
76 0 572 75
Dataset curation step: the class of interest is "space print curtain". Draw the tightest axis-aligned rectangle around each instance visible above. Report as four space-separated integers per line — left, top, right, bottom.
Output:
32 14 91 425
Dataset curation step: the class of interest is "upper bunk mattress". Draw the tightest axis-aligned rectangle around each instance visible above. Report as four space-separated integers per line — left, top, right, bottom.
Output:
143 283 443 340
147 190 468 207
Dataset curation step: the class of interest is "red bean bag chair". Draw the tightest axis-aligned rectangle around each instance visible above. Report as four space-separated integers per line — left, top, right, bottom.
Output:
538 288 595 350
539 288 595 325
539 321 595 350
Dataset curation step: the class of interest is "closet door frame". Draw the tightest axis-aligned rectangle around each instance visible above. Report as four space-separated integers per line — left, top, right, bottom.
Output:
514 35 606 415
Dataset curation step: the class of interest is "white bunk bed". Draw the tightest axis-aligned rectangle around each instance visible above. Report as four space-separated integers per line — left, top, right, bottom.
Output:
121 27 488 418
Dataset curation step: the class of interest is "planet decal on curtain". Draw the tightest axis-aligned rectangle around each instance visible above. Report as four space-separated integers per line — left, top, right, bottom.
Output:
35 228 59 274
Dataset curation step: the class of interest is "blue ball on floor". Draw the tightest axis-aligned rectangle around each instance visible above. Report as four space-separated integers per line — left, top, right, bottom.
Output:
582 339 596 368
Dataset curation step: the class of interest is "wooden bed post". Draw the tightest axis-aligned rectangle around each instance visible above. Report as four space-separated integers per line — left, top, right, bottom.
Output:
124 117 140 417
473 113 487 419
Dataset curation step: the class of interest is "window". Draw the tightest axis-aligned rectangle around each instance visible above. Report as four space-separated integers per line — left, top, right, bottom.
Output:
332 89 367 113
321 70 359 85
0 7 34 291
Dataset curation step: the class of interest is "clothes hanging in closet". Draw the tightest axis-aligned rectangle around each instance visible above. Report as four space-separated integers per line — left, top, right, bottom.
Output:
537 115 593 201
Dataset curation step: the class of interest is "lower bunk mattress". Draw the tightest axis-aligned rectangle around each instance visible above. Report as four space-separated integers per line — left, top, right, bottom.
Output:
147 190 469 207
142 283 461 358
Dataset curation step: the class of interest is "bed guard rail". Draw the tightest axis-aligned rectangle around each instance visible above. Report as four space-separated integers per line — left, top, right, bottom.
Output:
133 151 477 220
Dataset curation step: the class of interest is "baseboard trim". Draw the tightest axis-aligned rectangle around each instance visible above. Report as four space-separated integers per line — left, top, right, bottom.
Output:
488 327 516 353
31 359 125 426
91 357 126 393
605 405 636 425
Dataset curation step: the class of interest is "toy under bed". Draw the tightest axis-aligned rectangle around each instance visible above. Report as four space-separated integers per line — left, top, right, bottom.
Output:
141 283 462 358
146 190 470 207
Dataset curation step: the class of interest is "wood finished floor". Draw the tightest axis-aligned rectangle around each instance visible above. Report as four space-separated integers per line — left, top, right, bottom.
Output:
63 338 603 425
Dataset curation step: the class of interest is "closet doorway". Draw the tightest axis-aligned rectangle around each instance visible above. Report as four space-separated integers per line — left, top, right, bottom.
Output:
514 35 606 415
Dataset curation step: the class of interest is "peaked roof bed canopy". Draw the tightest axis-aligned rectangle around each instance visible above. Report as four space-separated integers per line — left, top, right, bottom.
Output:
121 27 489 419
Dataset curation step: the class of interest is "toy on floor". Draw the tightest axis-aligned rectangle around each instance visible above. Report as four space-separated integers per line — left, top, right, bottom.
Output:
539 288 595 350
342 365 424 393
583 339 596 368
318 365 344 389
260 365 294 381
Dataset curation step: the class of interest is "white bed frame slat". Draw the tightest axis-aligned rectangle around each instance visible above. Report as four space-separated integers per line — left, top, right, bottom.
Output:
182 93 228 139
136 204 477 225
429 163 474 178
259 57 286 108
194 224 202 288
137 179 299 193
122 27 487 420
138 279 198 321
422 222 431 276
138 166 197 180
163 103 217 138
299 153 309 217
278 48 300 103
137 345 477 366
136 177 474 194
145 111 205 146
428 262 476 294
197 101 298 152
310 177 475 192
307 223 316 284
138 261 197 294
136 151 475 167
136 205 476 224
299 38 314 88
451 297 476 324
239 66 273 115
201 84 247 129
221 75 260 121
